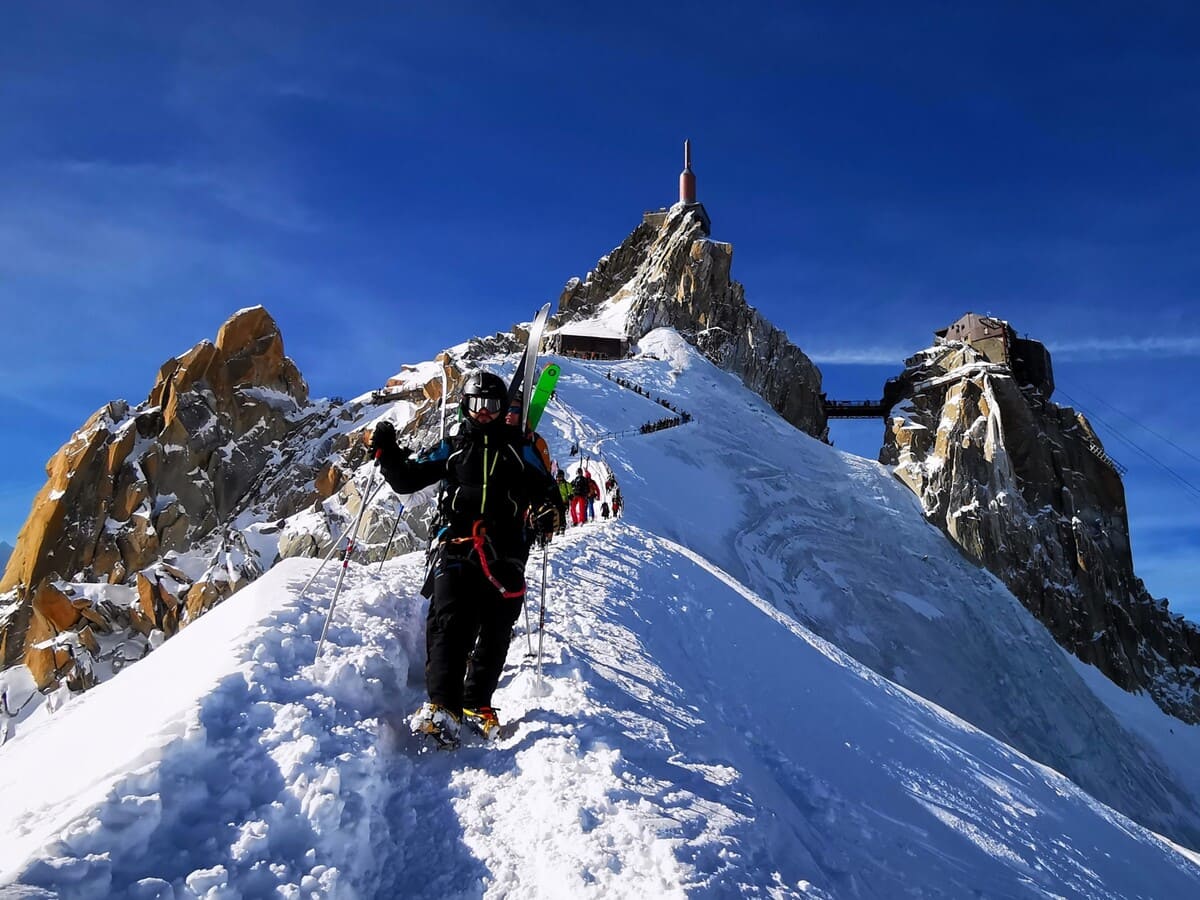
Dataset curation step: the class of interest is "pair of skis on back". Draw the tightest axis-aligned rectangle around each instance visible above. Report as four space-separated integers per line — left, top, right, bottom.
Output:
508 302 559 434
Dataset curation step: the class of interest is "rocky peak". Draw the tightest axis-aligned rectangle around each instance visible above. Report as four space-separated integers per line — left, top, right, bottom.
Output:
882 332 1200 722
556 204 827 439
0 307 314 686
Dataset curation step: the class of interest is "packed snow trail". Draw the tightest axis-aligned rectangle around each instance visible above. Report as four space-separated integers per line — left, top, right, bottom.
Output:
3 520 1200 898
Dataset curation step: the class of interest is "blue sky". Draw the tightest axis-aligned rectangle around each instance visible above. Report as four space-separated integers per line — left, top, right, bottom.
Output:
1 3 1197 618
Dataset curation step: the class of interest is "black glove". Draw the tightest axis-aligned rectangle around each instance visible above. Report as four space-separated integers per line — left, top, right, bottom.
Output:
371 421 397 452
533 503 559 541
370 421 412 471
532 504 554 528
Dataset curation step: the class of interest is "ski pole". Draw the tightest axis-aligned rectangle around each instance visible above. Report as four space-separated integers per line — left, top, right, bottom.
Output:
307 524 352 594
376 503 405 574
299 477 385 599
316 455 382 659
536 541 549 680
522 590 534 656
521 521 537 656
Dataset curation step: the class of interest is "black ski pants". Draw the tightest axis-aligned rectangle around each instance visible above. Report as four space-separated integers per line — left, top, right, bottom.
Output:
425 547 524 712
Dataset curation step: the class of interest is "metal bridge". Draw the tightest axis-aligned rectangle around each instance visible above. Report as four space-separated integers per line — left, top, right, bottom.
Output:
824 399 889 419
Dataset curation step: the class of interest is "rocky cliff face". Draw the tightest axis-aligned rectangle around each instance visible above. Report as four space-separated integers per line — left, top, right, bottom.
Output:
0 307 313 685
556 204 827 439
882 340 1200 722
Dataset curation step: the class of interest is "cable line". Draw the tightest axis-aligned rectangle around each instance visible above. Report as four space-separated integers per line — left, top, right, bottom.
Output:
1057 388 1200 503
1064 381 1200 468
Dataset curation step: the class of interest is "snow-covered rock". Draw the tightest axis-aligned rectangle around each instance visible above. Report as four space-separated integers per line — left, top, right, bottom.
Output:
555 203 826 439
882 338 1200 723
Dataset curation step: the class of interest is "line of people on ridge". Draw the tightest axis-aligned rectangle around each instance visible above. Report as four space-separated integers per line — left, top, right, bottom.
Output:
605 371 686 414
639 414 690 434
555 468 623 527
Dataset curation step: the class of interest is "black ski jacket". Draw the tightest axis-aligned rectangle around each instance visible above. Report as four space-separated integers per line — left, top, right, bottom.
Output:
571 473 590 498
378 417 559 560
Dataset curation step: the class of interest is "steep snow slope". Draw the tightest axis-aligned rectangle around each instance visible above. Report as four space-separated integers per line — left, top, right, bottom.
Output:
530 329 1200 848
2 526 1199 898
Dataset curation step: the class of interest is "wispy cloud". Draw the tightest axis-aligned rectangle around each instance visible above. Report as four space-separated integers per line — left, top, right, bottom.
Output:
806 335 1200 366
1046 335 1200 361
49 159 321 233
805 347 911 365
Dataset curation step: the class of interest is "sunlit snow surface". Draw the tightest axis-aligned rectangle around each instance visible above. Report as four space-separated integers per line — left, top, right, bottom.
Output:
1 329 1199 898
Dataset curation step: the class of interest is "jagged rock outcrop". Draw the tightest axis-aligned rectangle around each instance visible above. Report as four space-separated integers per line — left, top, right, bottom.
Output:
556 204 827 439
0 307 313 684
0 315 471 700
883 339 1200 721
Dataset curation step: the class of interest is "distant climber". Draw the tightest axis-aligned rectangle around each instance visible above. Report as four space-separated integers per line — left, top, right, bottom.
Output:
556 471 571 534
570 470 598 526
586 472 601 521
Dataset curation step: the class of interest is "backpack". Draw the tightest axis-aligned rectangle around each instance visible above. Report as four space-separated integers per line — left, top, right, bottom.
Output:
528 431 553 475
571 474 589 497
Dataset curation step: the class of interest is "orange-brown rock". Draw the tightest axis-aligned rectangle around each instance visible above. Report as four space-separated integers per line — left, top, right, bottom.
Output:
127 603 154 637
140 444 163 486
160 559 192 584
1 411 113 594
92 533 122 582
116 514 160 575
31 582 82 633
2 305 346 707
78 624 100 656
185 580 224 621
217 307 304 396
136 571 184 637
75 603 110 632
159 579 182 611
315 461 343 499
24 582 82 688
111 464 150 523
136 571 161 629
162 605 180 636
106 421 137 475
383 354 464 437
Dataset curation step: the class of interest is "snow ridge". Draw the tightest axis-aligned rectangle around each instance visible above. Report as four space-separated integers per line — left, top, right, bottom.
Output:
2 329 1200 898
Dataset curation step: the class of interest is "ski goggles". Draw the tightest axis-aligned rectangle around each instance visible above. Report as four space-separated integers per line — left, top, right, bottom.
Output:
465 395 504 414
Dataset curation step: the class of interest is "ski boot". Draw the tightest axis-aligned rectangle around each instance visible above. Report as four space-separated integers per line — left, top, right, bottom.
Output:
462 706 502 742
410 702 461 750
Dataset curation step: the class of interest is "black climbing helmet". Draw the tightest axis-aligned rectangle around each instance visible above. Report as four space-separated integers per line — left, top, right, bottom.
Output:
461 371 508 417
